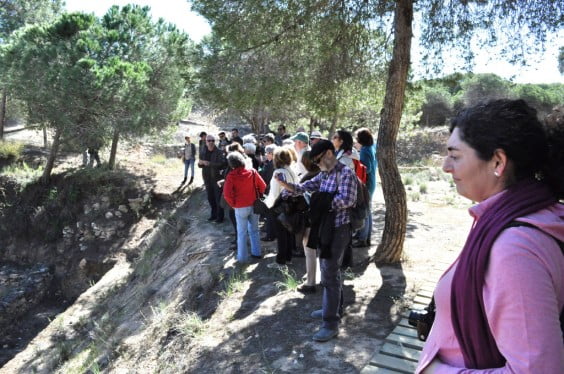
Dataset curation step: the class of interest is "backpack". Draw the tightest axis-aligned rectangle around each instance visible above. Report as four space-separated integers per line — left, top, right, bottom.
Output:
352 159 367 184
349 175 370 231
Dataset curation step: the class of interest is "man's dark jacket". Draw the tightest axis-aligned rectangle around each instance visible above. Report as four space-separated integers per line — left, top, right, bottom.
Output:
201 147 226 184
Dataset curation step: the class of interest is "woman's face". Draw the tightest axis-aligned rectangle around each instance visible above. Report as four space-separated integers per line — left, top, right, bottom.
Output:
332 134 343 150
443 127 503 202
266 152 273 161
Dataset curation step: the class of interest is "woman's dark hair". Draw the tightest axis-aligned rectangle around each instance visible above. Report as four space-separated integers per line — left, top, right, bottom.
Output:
301 150 320 173
336 129 353 152
273 147 292 168
355 127 374 146
227 151 246 169
227 142 245 154
450 99 563 198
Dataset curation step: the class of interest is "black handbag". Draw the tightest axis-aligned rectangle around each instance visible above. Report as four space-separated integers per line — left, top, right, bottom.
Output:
252 171 268 215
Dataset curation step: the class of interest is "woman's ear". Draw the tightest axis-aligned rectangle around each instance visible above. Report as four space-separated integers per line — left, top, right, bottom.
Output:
492 148 508 177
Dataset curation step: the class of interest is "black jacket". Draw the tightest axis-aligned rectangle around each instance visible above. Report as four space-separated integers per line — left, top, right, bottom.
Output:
201 146 226 184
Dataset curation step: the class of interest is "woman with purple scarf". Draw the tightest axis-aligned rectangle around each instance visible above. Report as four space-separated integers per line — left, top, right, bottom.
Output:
417 99 564 373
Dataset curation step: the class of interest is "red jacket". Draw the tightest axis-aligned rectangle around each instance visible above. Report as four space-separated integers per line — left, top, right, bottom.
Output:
223 167 266 208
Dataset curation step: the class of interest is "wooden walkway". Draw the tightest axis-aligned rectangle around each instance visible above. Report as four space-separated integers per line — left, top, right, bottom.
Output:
361 262 451 374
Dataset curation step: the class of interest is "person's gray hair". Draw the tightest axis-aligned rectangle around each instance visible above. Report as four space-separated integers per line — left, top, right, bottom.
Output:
227 151 246 169
207 134 217 141
265 144 277 154
243 134 257 144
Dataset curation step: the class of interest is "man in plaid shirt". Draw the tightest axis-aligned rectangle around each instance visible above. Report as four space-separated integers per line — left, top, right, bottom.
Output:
276 139 357 342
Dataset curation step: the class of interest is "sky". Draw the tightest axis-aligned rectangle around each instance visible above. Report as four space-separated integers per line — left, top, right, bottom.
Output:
64 0 563 84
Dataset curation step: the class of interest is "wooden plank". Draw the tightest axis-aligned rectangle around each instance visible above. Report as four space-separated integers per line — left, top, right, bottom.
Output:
380 342 421 362
417 289 434 298
369 353 419 374
413 295 431 305
392 325 418 338
385 333 425 350
361 365 404 374
398 318 413 328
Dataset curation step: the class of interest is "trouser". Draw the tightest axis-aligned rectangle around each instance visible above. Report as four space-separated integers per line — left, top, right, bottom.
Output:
234 206 261 262
303 228 318 286
320 224 351 330
183 158 195 179
358 200 373 242
265 211 275 239
205 181 224 220
274 218 295 264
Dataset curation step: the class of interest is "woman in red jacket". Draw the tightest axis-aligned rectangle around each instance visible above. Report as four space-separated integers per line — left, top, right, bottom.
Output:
223 151 267 263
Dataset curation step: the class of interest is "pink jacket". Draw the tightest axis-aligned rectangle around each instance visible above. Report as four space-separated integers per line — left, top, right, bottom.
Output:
416 191 564 373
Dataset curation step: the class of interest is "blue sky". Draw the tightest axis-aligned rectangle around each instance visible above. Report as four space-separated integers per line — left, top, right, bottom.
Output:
64 0 562 84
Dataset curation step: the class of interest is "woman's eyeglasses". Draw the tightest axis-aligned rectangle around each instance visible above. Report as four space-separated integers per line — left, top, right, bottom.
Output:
206 139 215 143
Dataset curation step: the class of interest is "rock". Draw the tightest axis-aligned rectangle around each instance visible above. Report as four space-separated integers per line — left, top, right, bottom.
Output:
105 212 114 219
118 205 129 213
92 203 101 211
114 211 122 218
83 204 91 215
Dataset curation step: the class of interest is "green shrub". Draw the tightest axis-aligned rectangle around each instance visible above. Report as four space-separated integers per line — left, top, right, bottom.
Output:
419 183 428 194
403 175 414 185
0 141 24 159
0 162 43 186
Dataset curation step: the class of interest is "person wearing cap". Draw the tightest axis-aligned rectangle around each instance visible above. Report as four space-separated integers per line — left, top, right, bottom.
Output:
180 135 196 185
310 130 323 146
276 139 357 342
291 131 310 178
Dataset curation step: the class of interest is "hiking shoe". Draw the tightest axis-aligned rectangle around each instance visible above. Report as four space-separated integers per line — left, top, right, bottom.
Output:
312 327 338 342
261 236 275 242
251 255 262 259
297 284 316 294
310 309 323 319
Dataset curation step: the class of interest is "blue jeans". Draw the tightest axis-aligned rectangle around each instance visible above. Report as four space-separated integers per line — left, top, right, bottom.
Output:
234 206 261 263
183 158 195 179
358 200 373 242
321 224 350 330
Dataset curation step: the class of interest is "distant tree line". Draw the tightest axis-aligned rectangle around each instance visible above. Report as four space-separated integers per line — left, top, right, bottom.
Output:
408 73 564 129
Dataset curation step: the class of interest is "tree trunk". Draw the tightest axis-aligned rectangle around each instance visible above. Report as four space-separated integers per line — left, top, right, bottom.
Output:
0 90 6 140
329 111 339 136
108 128 120 170
374 0 412 264
43 127 48 149
41 127 61 184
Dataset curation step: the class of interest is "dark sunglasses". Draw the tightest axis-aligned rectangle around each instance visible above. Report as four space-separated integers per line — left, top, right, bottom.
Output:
206 139 215 143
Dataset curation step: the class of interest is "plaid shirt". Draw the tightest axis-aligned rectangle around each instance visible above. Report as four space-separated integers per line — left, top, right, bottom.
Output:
282 162 357 227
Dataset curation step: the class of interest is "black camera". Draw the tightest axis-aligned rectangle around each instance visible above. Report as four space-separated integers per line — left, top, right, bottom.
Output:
408 298 436 342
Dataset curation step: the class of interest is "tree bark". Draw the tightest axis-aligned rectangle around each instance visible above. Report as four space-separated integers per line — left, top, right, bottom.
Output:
374 0 412 264
43 127 48 149
108 128 120 170
0 90 6 140
41 127 61 184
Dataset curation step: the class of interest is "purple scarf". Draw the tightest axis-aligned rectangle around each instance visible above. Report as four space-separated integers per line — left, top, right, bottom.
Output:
451 179 556 369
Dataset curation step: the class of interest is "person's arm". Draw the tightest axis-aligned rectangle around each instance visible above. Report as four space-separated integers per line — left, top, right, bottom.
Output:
332 168 357 210
423 227 564 374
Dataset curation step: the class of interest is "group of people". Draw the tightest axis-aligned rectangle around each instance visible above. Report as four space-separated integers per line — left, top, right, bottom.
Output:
179 98 564 362
181 125 378 342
